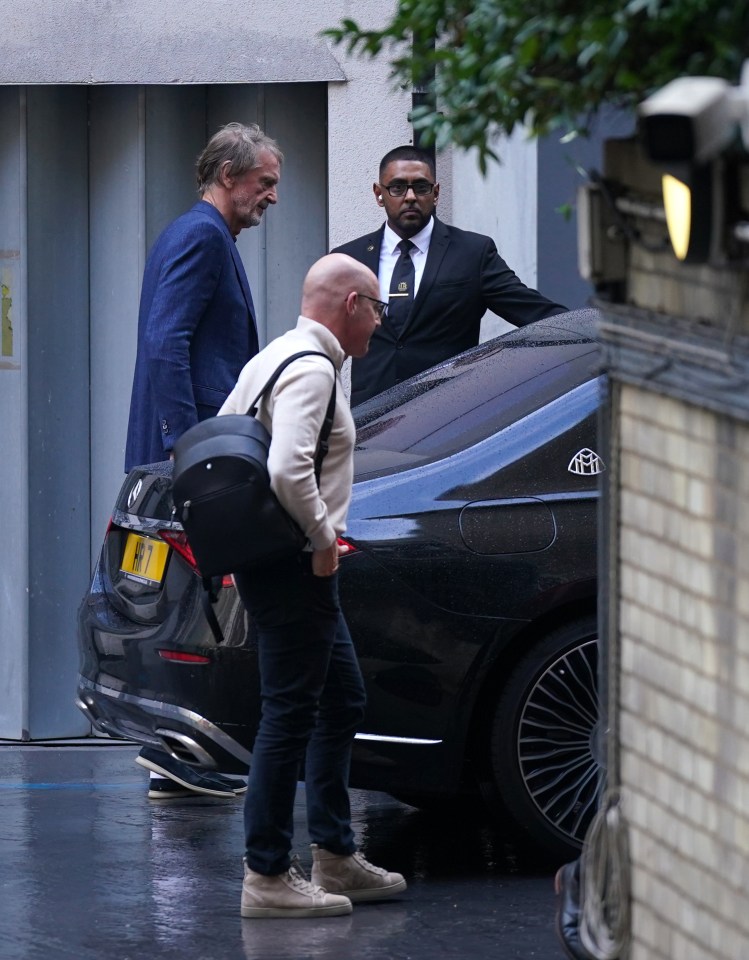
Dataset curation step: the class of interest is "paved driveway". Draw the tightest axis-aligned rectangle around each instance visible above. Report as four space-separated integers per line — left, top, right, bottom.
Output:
0 742 566 959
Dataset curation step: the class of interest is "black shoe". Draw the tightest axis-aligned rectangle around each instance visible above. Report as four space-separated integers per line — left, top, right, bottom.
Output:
146 777 201 800
136 747 239 799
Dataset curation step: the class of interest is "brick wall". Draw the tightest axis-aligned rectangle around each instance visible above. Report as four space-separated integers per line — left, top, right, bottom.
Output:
595 137 749 959
615 383 749 959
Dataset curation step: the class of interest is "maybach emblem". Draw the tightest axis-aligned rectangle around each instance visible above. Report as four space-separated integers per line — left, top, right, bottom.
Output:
568 448 605 475
127 478 143 509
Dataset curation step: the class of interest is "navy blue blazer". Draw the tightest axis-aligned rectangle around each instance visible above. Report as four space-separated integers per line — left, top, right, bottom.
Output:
125 201 258 470
334 217 566 406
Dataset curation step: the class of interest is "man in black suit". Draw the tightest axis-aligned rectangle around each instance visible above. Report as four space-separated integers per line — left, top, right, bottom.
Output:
333 145 567 407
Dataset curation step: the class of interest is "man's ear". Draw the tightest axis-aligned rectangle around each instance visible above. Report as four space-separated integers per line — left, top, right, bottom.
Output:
373 183 383 205
344 290 358 316
218 160 234 189
433 183 440 205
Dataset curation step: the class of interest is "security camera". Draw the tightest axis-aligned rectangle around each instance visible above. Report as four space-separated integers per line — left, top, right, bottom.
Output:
638 76 738 165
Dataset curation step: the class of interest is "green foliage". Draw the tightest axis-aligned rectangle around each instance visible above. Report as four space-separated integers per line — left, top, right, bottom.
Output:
325 0 749 168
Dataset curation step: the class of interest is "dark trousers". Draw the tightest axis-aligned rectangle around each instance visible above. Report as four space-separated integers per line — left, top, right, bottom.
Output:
234 553 367 876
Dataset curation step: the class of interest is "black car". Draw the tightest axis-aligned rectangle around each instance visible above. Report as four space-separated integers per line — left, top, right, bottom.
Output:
77 308 604 859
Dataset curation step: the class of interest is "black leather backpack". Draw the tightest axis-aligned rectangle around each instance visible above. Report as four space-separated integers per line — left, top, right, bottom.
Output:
172 351 336 639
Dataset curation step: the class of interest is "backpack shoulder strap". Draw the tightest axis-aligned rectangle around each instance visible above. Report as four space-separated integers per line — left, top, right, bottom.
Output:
314 363 337 484
246 351 335 416
246 350 337 484
201 576 227 645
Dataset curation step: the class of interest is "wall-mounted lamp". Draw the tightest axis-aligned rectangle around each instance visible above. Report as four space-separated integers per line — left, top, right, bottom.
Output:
638 65 749 263
660 165 715 263
660 175 690 259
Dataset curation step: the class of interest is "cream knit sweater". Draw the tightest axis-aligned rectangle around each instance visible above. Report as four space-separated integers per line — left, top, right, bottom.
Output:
218 316 355 551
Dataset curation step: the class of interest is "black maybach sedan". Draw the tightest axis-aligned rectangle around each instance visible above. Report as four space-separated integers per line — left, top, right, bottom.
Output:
77 308 605 859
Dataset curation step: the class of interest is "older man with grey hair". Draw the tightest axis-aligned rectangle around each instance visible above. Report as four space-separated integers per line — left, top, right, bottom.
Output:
125 122 282 799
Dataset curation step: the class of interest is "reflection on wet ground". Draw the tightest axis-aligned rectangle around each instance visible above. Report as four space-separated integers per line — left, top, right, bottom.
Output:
0 743 565 959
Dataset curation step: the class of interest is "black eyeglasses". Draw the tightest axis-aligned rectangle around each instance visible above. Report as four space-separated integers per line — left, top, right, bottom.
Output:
357 293 388 318
380 179 435 197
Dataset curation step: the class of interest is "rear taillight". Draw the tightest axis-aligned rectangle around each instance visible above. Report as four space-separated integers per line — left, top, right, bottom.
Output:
159 530 198 568
158 531 235 588
337 536 358 557
158 649 211 664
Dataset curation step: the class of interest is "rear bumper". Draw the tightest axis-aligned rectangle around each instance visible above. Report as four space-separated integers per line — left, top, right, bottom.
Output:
76 676 252 774
76 675 464 797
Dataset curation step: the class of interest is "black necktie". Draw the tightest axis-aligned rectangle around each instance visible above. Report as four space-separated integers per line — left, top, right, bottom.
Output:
388 239 415 335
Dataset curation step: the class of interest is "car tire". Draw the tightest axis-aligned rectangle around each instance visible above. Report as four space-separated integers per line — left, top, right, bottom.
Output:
486 615 601 859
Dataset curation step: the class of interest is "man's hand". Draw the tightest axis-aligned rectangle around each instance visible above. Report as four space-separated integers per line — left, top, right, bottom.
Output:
312 540 350 576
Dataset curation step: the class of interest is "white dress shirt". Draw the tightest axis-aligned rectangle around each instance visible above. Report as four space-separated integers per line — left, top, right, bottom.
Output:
378 217 435 303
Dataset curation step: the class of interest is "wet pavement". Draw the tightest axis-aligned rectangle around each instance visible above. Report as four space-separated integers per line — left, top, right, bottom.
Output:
0 742 566 959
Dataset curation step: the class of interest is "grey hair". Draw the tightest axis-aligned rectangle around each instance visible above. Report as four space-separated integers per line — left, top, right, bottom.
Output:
196 122 283 193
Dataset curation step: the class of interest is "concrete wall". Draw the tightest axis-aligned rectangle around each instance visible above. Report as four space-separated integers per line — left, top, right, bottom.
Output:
0 0 347 84
452 132 535 340
0 87 28 738
327 1 413 247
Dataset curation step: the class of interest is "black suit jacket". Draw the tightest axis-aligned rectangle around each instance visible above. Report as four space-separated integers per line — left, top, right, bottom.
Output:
334 217 566 406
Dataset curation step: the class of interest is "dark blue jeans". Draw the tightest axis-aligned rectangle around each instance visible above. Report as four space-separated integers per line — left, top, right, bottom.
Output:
234 552 366 876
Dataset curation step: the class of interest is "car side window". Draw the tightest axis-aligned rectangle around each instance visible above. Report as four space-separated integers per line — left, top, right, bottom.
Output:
356 342 599 464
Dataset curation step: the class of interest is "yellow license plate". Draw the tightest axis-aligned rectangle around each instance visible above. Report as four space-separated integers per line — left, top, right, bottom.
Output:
120 533 170 586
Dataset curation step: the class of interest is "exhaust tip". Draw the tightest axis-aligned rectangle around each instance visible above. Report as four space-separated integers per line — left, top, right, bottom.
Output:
155 728 218 769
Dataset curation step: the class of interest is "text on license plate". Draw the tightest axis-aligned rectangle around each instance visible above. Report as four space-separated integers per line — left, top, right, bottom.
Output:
120 533 170 585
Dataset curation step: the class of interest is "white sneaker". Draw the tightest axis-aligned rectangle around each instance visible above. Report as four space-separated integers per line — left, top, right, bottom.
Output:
240 859 352 918
311 844 407 902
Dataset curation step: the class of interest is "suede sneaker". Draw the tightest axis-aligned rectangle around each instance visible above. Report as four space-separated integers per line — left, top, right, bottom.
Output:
241 859 352 918
310 844 407 902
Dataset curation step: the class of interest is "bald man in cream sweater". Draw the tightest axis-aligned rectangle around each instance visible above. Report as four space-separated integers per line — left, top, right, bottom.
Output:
221 254 407 919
